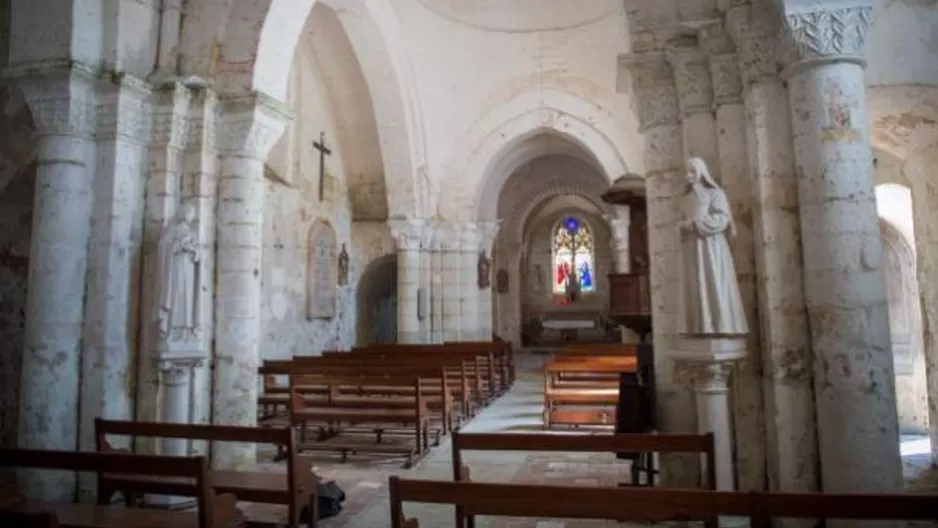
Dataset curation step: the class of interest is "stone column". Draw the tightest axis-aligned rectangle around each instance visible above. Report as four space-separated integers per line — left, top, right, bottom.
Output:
668 38 719 170
213 93 289 469
428 222 445 343
418 238 432 343
14 64 97 501
686 361 737 493
726 4 818 498
78 72 151 500
440 222 462 342
389 217 425 344
459 223 480 340
135 83 192 449
780 1 903 494
697 18 766 493
149 357 202 508
619 52 697 486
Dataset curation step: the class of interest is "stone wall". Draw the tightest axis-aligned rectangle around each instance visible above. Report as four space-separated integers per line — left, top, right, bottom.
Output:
0 160 34 448
356 254 398 345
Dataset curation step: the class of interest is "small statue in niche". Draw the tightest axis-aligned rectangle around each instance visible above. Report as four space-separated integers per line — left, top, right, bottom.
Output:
155 202 202 343
496 268 509 294
678 157 748 335
337 243 349 286
477 250 491 289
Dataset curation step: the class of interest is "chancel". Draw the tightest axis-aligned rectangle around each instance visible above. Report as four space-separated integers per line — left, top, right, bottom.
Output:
1 0 937 526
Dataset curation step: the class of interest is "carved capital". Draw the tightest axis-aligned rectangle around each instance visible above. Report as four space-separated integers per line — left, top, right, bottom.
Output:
458 223 481 253
643 123 683 174
710 54 743 106
619 51 680 130
388 217 426 252
216 91 292 159
675 360 734 392
779 4 873 69
667 37 714 117
6 61 98 137
157 358 202 387
95 73 153 144
476 220 502 253
150 83 192 149
726 4 781 86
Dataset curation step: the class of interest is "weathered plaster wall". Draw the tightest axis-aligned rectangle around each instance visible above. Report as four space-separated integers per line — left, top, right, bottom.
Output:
261 30 358 359
356 254 398 346
0 160 34 448
866 0 938 86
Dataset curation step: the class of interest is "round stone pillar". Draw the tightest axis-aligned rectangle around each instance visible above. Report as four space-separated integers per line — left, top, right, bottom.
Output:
458 223 480 340
15 65 96 501
212 93 289 470
389 217 425 344
781 2 903 495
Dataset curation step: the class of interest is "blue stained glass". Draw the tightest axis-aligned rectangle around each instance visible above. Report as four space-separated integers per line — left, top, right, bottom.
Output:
564 216 579 233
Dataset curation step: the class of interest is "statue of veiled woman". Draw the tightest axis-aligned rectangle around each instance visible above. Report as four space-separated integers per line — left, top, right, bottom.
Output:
678 157 748 335
156 202 202 343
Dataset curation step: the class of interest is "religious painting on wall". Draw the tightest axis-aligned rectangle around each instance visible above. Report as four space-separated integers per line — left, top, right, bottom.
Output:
551 216 595 295
477 251 491 289
307 220 338 320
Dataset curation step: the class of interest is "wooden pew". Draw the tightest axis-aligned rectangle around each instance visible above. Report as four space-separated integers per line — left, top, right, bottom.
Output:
0 448 241 528
350 345 501 401
388 478 938 527
443 341 515 388
289 374 431 468
0 511 60 527
561 343 638 357
289 356 472 422
543 357 636 428
94 419 316 528
451 432 717 528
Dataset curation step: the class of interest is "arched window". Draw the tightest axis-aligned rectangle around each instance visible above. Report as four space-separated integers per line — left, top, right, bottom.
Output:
552 216 595 294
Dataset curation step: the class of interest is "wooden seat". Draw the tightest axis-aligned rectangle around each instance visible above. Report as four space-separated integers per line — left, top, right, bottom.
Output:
94 420 315 528
543 357 636 428
0 448 240 528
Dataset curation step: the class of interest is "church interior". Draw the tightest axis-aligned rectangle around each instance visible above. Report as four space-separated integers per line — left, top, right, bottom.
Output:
1 0 938 526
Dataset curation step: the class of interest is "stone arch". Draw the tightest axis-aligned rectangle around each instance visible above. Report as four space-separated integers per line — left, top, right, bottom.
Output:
880 217 929 433
307 219 338 320
436 89 642 221
183 0 427 217
356 253 397 345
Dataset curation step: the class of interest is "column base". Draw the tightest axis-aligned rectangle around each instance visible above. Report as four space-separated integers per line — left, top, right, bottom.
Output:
145 494 197 510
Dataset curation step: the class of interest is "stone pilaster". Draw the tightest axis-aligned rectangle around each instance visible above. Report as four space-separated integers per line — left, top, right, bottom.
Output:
179 85 218 457
439 221 462 342
667 37 718 170
696 17 767 493
135 82 192 450
428 220 445 343
619 51 696 486
418 231 432 343
212 92 289 469
11 62 97 501
389 217 425 344
727 3 819 499
779 0 903 496
76 73 152 499
458 223 480 340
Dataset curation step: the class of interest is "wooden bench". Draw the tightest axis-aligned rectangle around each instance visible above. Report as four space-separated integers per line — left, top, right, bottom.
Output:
388 477 938 527
0 448 241 528
543 357 636 428
0 511 60 527
285 356 471 422
561 343 638 357
94 419 316 528
289 374 431 468
451 432 717 528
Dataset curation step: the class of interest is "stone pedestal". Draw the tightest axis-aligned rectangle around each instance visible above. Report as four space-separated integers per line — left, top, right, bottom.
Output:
147 343 204 509
674 336 748 528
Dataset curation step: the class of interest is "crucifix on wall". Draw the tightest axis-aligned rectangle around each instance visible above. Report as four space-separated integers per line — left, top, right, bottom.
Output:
312 131 332 202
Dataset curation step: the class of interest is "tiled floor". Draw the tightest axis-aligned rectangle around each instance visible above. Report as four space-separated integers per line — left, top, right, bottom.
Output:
241 351 936 527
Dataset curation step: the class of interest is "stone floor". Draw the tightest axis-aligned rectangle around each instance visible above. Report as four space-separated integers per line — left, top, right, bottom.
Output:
240 352 936 527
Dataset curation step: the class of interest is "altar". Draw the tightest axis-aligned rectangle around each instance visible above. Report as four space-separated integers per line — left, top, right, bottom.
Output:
542 318 596 341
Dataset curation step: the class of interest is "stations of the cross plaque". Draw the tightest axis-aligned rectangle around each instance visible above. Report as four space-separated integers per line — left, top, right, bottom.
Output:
313 131 332 202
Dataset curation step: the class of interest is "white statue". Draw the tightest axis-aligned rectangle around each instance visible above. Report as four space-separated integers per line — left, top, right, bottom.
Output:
678 157 748 335
156 202 202 343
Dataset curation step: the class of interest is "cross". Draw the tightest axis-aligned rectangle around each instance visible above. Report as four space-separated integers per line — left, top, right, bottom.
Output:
312 131 332 202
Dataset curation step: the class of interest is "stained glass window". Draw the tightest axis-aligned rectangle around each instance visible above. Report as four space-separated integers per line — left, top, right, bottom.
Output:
551 216 595 294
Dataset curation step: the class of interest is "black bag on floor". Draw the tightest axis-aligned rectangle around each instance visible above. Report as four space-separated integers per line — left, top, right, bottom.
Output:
299 480 347 523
